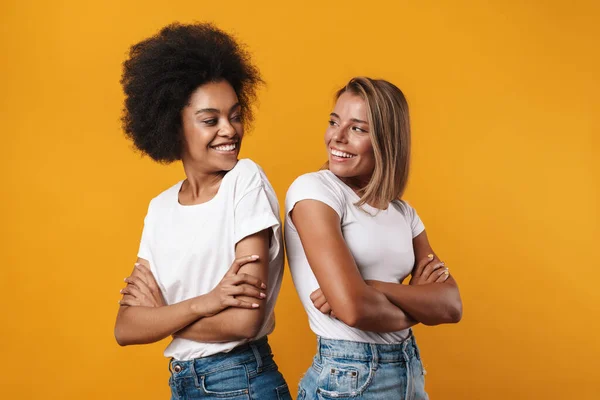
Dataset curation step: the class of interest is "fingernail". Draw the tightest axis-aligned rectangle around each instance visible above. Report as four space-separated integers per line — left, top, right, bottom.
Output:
260 293 266 298
444 269 449 275
119 289 123 294
251 255 259 260
123 278 127 282
252 303 260 308
261 283 267 289
134 263 140 267
428 254 434 259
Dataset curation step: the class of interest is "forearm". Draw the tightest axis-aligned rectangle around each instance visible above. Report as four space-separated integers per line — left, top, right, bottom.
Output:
175 304 264 343
115 295 207 346
374 278 462 325
340 287 417 332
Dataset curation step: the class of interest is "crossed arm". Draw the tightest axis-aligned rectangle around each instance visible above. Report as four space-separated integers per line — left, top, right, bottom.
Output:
291 200 462 332
114 230 270 346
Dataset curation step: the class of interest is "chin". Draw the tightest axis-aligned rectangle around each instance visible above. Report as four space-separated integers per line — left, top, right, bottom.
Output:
328 162 353 178
218 158 239 172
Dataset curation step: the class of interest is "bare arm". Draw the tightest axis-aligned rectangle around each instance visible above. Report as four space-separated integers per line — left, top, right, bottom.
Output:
173 229 270 342
292 200 414 332
114 266 212 346
368 230 463 326
114 255 265 346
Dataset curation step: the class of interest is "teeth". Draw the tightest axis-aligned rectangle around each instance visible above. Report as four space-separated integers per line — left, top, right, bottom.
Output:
331 149 355 158
213 143 236 152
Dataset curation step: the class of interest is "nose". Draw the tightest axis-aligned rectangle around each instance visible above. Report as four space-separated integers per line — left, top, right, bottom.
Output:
218 120 237 138
332 127 348 143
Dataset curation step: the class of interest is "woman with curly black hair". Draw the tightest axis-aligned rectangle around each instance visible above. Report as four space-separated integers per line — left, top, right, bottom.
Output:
114 23 290 399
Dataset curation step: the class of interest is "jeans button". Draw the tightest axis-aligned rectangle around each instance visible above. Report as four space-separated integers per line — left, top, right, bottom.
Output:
173 364 182 373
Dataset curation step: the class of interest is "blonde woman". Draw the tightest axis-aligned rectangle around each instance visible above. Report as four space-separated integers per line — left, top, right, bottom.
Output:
285 77 462 399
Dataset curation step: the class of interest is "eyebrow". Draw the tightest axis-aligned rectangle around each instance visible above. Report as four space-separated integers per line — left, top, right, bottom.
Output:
195 103 241 115
330 113 368 124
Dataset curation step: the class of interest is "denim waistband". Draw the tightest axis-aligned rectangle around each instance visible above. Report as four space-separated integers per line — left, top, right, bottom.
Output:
169 336 272 377
316 331 421 363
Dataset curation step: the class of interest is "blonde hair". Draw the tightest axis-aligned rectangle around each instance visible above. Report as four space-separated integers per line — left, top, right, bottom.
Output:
332 77 411 209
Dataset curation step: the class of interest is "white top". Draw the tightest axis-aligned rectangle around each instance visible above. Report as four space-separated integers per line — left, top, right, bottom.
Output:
138 159 284 360
284 170 425 344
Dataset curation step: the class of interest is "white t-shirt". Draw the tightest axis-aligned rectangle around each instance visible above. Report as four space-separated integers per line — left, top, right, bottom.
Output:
138 159 284 360
285 170 425 344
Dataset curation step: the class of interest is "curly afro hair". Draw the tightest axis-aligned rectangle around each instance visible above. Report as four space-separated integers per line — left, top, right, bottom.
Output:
120 22 263 163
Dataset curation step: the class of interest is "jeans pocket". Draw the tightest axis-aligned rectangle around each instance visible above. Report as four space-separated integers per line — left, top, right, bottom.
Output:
297 387 306 400
199 364 250 398
316 358 374 398
275 383 292 400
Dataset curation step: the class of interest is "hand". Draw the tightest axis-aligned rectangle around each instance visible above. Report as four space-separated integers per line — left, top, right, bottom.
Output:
410 254 449 285
310 288 336 318
199 255 267 317
119 262 166 307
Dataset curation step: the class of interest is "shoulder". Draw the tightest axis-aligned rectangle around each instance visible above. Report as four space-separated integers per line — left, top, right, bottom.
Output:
287 171 339 195
397 199 425 235
285 171 345 215
397 199 415 213
397 199 421 217
228 158 270 189
144 180 182 218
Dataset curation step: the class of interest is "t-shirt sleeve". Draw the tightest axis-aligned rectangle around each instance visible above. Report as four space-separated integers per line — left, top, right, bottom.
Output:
285 173 345 222
233 183 281 246
137 201 155 266
401 200 425 238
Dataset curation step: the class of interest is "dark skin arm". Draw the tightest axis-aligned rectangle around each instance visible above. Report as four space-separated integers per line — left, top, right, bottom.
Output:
173 229 271 342
114 238 267 346
116 230 271 344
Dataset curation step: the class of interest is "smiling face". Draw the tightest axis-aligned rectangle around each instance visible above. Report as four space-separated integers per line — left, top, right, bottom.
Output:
180 80 243 173
325 91 376 188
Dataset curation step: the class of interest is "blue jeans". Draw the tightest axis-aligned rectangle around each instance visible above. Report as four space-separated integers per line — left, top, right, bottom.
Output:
298 333 428 400
168 337 290 400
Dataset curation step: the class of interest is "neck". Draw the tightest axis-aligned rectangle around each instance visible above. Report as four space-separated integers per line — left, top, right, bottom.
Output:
338 174 372 195
181 161 227 200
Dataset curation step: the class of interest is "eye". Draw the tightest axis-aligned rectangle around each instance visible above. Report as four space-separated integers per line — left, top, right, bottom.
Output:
230 114 242 123
352 126 367 133
328 120 338 127
202 118 218 126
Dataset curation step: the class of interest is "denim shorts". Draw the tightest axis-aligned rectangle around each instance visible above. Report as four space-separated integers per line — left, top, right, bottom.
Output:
298 333 428 400
168 337 291 400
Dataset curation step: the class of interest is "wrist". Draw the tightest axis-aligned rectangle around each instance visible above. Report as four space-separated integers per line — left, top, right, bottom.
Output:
189 294 210 317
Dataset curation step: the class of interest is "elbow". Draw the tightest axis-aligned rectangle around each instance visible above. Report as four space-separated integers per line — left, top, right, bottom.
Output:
114 319 140 346
435 299 463 325
114 326 131 347
233 311 265 340
448 300 463 324
334 302 367 328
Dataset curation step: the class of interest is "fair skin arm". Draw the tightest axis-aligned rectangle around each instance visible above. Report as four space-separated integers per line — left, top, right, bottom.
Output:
291 199 416 332
365 230 463 326
114 247 266 346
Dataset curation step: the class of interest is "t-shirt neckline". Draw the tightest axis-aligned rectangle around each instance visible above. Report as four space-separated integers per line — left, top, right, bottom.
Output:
175 161 239 208
323 170 390 213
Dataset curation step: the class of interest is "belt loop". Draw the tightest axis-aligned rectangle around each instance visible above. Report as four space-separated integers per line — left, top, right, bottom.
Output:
191 360 202 388
369 343 379 368
250 340 263 372
317 336 322 363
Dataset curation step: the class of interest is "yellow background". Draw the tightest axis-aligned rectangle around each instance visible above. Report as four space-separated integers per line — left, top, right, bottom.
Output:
1 0 598 398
